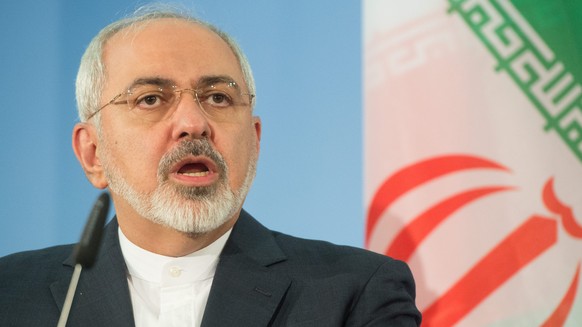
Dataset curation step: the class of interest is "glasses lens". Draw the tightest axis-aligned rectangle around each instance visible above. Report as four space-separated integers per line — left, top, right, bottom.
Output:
126 84 176 122
195 82 251 121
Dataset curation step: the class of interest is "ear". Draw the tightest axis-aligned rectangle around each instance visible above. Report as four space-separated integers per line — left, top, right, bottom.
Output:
252 116 262 153
72 123 108 189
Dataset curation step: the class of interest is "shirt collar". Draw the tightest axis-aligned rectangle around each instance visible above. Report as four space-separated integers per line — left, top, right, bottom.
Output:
119 226 231 285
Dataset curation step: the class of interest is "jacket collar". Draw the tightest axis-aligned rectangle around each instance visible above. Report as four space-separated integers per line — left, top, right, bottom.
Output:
201 210 291 326
50 218 135 326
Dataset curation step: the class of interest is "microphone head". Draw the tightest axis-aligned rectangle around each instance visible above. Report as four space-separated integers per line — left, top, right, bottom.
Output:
73 192 110 268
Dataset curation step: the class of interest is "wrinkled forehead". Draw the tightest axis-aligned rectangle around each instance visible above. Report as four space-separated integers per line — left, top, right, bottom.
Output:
102 18 245 91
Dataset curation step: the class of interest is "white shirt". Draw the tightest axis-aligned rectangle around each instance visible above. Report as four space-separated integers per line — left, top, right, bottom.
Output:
118 228 231 327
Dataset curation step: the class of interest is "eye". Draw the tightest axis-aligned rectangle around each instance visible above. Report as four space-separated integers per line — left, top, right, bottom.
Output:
140 94 161 106
199 91 234 108
131 88 170 111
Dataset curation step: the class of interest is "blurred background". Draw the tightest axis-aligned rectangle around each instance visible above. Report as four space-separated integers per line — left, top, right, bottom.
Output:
0 0 363 256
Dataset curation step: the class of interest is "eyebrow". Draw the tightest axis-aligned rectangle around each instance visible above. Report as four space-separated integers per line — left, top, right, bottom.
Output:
196 75 241 91
125 75 243 91
127 77 175 89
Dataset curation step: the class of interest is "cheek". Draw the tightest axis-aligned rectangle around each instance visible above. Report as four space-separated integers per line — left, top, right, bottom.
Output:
100 122 165 188
219 125 258 185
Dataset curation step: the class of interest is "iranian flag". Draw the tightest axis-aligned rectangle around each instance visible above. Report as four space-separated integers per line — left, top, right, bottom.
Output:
364 0 582 326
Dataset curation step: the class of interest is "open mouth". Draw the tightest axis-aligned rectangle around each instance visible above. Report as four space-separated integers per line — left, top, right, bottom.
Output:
178 162 210 177
170 156 220 186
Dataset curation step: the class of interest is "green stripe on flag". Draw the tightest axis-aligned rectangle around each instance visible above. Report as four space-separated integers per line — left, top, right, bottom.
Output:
448 0 582 165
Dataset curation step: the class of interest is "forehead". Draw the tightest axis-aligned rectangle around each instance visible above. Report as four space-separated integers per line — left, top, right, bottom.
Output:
102 18 244 90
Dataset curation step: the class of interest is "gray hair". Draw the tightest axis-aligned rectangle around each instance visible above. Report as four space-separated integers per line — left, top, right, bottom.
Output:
75 5 256 123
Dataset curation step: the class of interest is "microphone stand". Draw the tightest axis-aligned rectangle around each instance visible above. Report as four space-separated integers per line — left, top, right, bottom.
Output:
57 192 110 327
57 264 83 327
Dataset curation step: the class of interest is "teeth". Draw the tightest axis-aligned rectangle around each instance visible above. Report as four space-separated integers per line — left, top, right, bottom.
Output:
180 171 209 177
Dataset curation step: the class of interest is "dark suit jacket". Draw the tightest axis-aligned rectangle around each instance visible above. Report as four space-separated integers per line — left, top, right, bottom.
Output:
0 210 421 326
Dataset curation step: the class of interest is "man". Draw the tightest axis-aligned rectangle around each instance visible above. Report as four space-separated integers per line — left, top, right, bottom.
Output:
0 7 421 326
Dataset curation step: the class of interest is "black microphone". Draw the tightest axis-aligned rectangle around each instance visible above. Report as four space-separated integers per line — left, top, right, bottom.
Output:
57 192 110 327
72 192 110 267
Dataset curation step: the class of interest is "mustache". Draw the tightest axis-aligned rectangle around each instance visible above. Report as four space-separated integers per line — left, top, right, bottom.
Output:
158 139 227 180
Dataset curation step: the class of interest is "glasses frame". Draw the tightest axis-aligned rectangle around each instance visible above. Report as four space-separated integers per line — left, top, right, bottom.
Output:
86 81 255 122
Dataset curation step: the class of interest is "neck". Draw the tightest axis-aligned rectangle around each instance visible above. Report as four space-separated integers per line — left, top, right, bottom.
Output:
113 197 238 257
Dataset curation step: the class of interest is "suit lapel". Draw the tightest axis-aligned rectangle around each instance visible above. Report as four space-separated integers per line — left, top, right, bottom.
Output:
49 212 289 326
201 211 291 326
50 218 135 327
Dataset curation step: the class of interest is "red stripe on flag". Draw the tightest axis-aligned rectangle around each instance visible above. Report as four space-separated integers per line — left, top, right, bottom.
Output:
422 216 558 327
541 264 581 327
386 186 514 261
366 155 508 245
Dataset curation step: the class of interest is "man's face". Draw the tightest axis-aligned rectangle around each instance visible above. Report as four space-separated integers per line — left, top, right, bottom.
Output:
95 19 261 234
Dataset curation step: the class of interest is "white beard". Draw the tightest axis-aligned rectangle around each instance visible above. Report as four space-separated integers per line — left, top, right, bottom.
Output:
100 139 257 235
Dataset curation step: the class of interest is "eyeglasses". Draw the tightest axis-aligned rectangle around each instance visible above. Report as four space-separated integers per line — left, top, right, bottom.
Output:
87 77 255 122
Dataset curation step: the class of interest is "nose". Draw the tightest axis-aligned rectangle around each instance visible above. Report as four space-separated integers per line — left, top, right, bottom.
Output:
170 89 212 140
